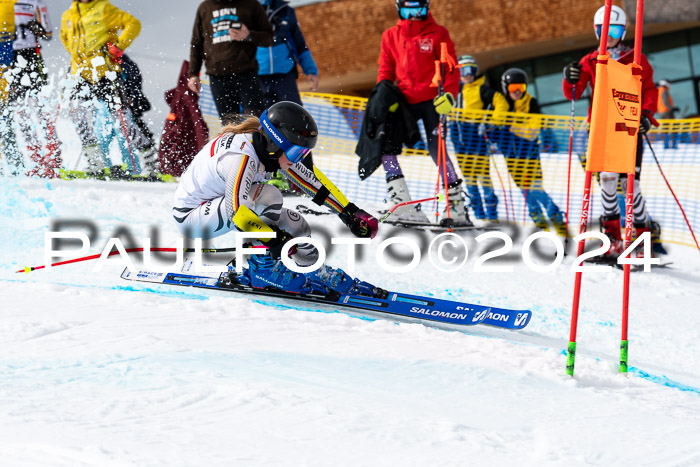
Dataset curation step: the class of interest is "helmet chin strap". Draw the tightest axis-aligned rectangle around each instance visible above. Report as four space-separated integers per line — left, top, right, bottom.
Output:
253 132 282 172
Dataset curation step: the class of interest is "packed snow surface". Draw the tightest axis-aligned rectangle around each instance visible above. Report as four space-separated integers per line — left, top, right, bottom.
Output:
1 177 700 466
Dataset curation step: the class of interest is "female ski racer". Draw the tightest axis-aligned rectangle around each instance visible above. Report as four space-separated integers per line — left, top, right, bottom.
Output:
172 101 381 296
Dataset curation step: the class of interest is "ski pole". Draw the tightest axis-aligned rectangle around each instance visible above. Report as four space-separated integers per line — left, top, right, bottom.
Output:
16 246 239 274
564 85 576 249
644 133 700 252
491 157 510 224
110 80 140 175
380 194 444 223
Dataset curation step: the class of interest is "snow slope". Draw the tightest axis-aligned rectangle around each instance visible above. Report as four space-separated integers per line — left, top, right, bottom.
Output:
5 2 700 465
2 176 700 466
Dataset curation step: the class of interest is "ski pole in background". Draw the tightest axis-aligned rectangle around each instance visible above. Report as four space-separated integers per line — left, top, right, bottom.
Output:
564 85 576 250
107 44 140 175
431 42 456 226
644 133 700 252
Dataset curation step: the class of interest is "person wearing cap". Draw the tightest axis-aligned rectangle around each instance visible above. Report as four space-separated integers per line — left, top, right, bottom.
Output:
657 79 678 149
562 4 659 260
449 54 508 221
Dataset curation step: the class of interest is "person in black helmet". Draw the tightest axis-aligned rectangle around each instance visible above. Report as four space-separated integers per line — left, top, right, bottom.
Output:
497 68 566 236
172 101 380 296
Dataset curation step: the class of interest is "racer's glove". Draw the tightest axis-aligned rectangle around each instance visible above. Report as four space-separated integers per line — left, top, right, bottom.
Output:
639 110 659 135
339 203 378 239
433 92 455 115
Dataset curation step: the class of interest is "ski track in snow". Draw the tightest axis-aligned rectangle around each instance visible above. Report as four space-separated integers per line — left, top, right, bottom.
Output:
2 177 700 466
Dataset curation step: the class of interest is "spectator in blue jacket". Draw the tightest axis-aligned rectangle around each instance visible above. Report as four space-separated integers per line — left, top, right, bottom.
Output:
256 0 319 108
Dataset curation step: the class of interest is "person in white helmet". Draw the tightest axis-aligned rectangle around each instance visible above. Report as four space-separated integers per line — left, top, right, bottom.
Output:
562 4 660 261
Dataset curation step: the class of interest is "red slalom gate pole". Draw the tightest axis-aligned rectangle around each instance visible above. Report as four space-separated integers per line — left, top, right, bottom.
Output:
619 0 646 374
567 0 613 377
620 173 635 372
566 170 593 376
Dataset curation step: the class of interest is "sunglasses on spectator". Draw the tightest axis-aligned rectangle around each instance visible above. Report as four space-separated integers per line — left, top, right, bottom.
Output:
459 66 477 77
596 24 625 39
507 83 527 94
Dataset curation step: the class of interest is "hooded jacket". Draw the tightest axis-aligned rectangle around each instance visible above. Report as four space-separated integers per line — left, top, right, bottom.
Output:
159 61 210 177
189 0 273 77
256 0 317 77
60 0 141 83
377 12 459 104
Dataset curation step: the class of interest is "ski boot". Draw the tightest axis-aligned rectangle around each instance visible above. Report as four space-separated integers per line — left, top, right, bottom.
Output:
633 223 654 260
305 264 386 298
384 175 429 224
599 214 624 262
238 253 311 294
138 144 161 179
84 144 108 178
440 180 473 227
650 220 668 255
239 254 387 299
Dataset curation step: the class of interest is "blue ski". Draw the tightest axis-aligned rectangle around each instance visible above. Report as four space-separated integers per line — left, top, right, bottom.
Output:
121 268 531 330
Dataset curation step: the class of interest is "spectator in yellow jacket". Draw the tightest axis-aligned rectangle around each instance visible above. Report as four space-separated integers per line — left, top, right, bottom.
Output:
449 55 508 221
497 68 566 236
60 0 157 176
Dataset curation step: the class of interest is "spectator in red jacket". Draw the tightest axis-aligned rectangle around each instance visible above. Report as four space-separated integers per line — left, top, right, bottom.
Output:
562 4 659 260
376 0 468 226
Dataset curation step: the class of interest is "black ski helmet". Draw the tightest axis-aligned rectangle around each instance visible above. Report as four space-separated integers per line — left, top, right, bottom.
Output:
501 68 528 95
260 101 318 162
395 0 430 20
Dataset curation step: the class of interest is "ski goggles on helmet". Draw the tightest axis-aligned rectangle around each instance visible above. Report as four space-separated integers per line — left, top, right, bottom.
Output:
459 65 478 77
596 24 625 39
399 6 428 20
507 83 527 94
260 110 313 163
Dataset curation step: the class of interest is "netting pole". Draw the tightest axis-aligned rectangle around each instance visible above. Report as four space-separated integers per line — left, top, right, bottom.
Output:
644 130 700 252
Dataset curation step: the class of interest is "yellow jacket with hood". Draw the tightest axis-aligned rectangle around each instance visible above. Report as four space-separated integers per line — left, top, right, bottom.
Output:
60 0 141 83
